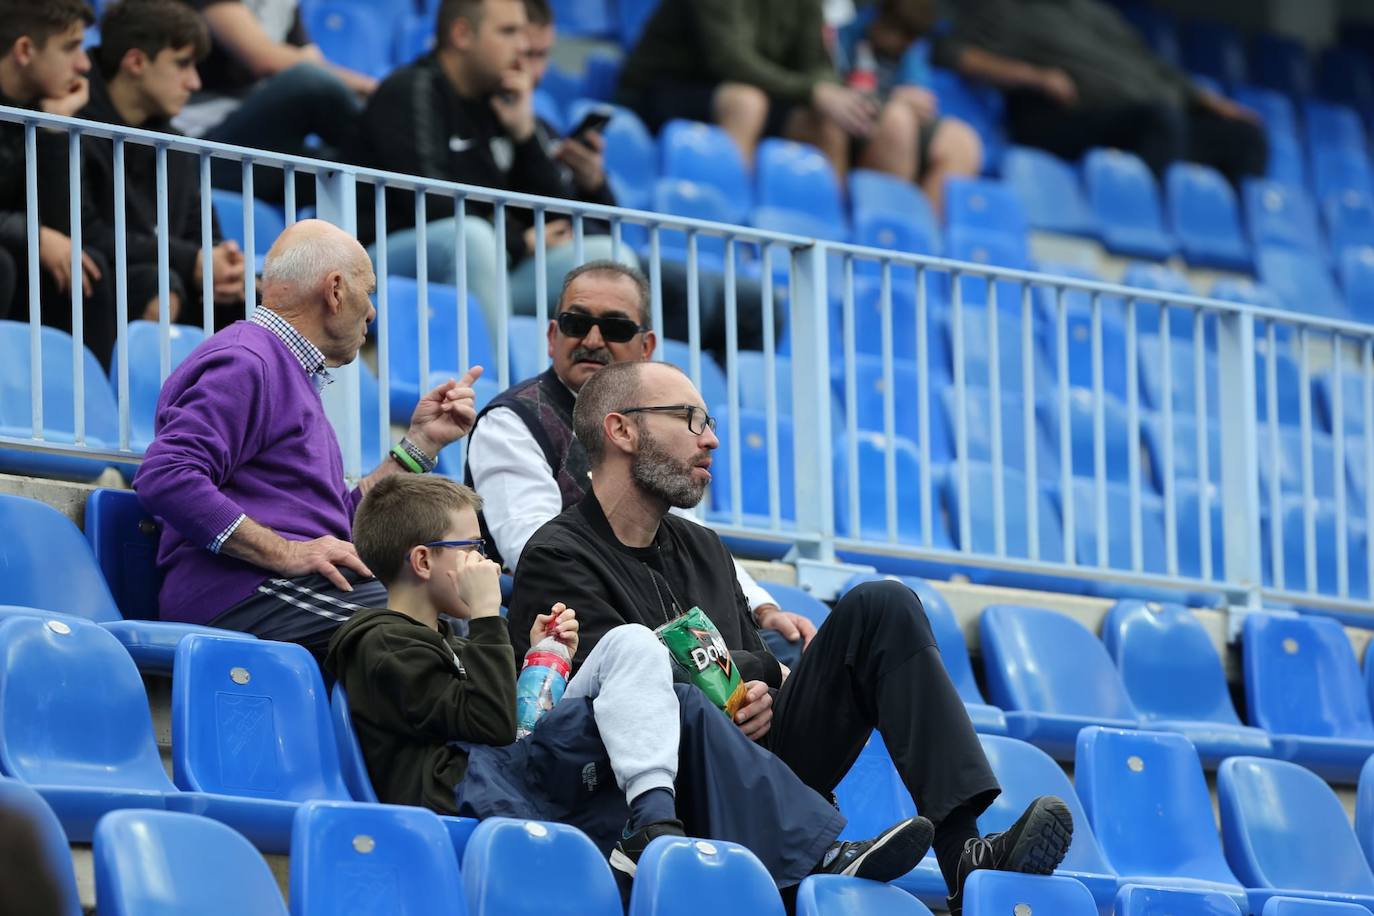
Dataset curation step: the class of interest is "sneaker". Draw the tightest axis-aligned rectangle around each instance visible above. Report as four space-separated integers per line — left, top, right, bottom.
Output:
815 816 934 882
609 819 686 877
946 796 1074 916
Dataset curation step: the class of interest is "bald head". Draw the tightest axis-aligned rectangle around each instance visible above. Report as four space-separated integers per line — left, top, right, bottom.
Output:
259 219 377 366
574 360 689 464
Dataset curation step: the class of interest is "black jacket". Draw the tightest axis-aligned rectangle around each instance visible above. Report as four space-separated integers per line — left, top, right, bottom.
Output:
323 609 518 814
510 493 783 688
0 91 67 254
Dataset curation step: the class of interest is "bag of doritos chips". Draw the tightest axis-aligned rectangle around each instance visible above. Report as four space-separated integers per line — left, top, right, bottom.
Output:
655 606 749 718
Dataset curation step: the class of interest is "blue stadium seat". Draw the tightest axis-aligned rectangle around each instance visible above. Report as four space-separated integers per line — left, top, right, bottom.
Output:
1241 613 1374 783
758 582 828 629
629 836 785 916
1102 600 1274 765
1183 21 1248 87
850 168 941 256
1325 192 1374 261
830 281 944 368
979 605 1140 760
1068 480 1170 576
1137 332 1222 416
1268 135 1309 190
832 431 950 548
1253 33 1312 98
94 810 287 915
329 683 378 804
929 68 1007 172
382 276 496 418
85 488 160 622
1262 899 1374 916
852 208 940 259
170 634 354 852
733 351 792 416
1256 247 1348 320
290 800 466 915
618 0 659 48
1316 371 1370 436
569 102 656 211
1314 147 1374 205
356 359 388 472
0 321 121 480
303 1 392 77
940 386 1051 475
833 354 950 453
579 53 621 102
0 616 177 841
0 777 81 916
1358 754 1374 874
1122 261 1200 341
1167 162 1252 270
393 12 434 67
1262 497 1370 600
1258 427 1337 501
1210 277 1285 312
659 339 726 411
755 139 845 230
832 733 916 841
1036 387 1138 486
941 460 1067 569
1114 886 1244 916
659 120 751 224
651 178 735 269
709 409 794 524
1235 84 1299 142
532 89 565 134
945 177 1029 240
1001 146 1095 236
0 491 254 671
505 314 547 382
960 871 1098 916
1075 726 1248 908
940 303 1043 392
117 320 206 450
1340 246 1374 323
549 0 613 37
211 190 286 264
1084 148 1175 260
1243 179 1326 257
1144 412 1222 492
461 818 622 916
796 874 933 916
1304 99 1367 156
537 65 581 113
977 734 1119 909
1218 756 1374 912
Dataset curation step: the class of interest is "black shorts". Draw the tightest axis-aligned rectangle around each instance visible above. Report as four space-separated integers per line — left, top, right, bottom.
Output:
620 80 798 137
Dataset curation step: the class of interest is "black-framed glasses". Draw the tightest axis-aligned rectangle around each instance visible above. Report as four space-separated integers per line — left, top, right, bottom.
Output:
423 538 487 557
619 405 717 435
557 311 646 343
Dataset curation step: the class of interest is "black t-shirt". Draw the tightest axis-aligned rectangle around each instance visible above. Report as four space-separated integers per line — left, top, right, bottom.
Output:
184 0 309 97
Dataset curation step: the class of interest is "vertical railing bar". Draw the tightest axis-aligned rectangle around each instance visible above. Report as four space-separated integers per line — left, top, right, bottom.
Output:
880 260 898 544
1299 326 1316 593
533 207 548 376
1364 337 1374 596
1056 285 1074 563
843 257 860 539
1160 303 1177 575
241 160 255 315
988 275 1006 558
415 193 430 394
1266 322 1284 591
649 227 665 355
917 266 933 545
1022 282 1039 560
724 237 742 526
154 144 171 384
68 130 85 444
283 165 296 225
113 138 131 450
1334 336 1349 598
199 153 213 337
1126 297 1142 571
24 121 42 435
610 217 622 263
572 212 585 265
375 183 391 454
493 202 509 388
953 270 971 552
761 244 780 530
1193 309 1212 581
454 195 470 472
686 231 701 389
1091 291 1108 569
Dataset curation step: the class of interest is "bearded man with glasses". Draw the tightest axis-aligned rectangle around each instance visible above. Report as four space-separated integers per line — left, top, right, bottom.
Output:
465 259 817 668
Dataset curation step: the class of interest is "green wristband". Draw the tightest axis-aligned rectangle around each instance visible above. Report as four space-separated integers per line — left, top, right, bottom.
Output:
390 443 424 474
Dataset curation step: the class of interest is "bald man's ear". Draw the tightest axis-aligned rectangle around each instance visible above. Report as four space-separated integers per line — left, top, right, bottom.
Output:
603 411 637 456
323 269 345 314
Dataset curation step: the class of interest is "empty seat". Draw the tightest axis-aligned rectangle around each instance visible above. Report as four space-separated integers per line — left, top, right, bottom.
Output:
462 818 622 916
796 874 933 916
94 809 287 915
832 431 949 548
1314 147 1374 205
628 835 784 916
117 320 206 449
1084 148 1175 260
651 178 736 268
659 339 726 413
290 800 466 915
1167 162 1252 271
1002 146 1095 236
660 120 751 223
84 487 161 622
850 168 941 257
1102 600 1273 765
946 225 1031 273
1241 613 1374 783
211 190 285 263
941 460 1067 568
0 777 81 916
171 634 355 851
1114 886 1244 916
1358 754 1374 875
1262 497 1370 600
709 409 795 524
1340 246 1374 323
0 616 177 840
549 0 613 38
832 354 950 455
382 276 496 418
960 870 1098 916
1327 192 1374 262
1256 247 1348 320
505 314 546 382
1244 179 1326 257
1303 99 1367 156
1068 480 1170 575
945 177 1030 239
1262 899 1374 915
1218 756 1374 911
1036 387 1139 486
1075 726 1248 908
979 605 1140 760
733 351 792 416
0 492 253 672
303 1 391 77
756 139 845 229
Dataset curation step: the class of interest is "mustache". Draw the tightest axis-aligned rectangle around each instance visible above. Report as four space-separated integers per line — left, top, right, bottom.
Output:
570 347 610 365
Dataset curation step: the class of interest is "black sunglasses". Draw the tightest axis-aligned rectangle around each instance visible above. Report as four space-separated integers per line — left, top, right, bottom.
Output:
557 311 647 344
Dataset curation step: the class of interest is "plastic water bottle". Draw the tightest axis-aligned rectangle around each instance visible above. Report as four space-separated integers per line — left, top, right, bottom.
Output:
847 40 879 98
515 637 571 739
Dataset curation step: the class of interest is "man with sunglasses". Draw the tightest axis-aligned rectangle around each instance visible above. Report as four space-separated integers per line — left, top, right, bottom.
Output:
509 360 1075 916
465 259 816 667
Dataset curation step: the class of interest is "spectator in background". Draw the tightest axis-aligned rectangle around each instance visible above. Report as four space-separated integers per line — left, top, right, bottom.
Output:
835 0 983 216
350 0 635 334
72 0 245 331
935 0 1266 184
173 0 374 202
0 0 118 367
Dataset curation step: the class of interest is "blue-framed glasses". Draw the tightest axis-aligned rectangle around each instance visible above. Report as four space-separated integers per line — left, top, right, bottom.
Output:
424 538 487 557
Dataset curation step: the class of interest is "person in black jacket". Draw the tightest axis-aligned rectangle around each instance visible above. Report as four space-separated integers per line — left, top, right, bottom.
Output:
73 0 245 330
509 360 1077 915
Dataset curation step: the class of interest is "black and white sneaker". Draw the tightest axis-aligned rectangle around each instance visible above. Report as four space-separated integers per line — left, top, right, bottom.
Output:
946 796 1074 916
815 816 934 882
609 819 686 877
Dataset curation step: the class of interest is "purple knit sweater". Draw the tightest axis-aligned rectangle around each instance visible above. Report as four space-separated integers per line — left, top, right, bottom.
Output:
133 321 360 625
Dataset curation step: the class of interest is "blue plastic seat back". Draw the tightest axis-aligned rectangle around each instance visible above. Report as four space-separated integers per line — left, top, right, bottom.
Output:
1262 498 1370 599
660 120 751 221
759 582 828 628
734 351 792 416
651 178 735 264
531 88 565 134
832 733 915 841
797 874 933 915
851 168 939 227
95 809 287 916
1330 194 1374 265
1115 885 1243 916
383 276 497 388
569 102 656 210
329 684 378 804
830 282 939 366
1122 262 1199 339
1036 388 1140 487
303 1 392 77
1143 412 1223 496
946 226 1031 273
1074 726 1241 886
579 53 621 102
0 493 123 623
1304 99 1367 155
1358 755 1374 875
1341 246 1374 324
628 836 785 916
291 800 466 915
945 177 1030 239
1137 334 1220 419
211 190 286 258
756 139 844 227
939 386 1046 475
0 320 119 445
1242 613 1374 740
618 0 660 47
0 777 82 916
962 870 1098 915
1244 179 1326 255
1257 246 1348 320
832 431 948 547
462 817 622 916
1234 85 1298 140
941 304 1040 393
1218 756 1374 895
1002 146 1095 236
852 209 940 258
1262 899 1373 916
1314 147 1374 204
940 460 1066 565
118 320 206 447
1167 162 1250 265
1103 600 1245 727
980 605 1138 720
0 616 172 791
709 408 795 522
1084 149 1170 233
1068 480 1170 574
976 734 1116 879
658 340 726 412
393 12 435 66
85 488 161 621
1211 277 1285 312
172 634 353 802
549 0 614 38
897 578 986 706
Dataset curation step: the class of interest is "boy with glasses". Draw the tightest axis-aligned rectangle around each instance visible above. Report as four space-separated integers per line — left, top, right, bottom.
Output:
327 472 933 886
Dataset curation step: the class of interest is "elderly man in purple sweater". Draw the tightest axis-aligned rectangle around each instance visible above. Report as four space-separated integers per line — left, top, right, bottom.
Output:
134 219 482 659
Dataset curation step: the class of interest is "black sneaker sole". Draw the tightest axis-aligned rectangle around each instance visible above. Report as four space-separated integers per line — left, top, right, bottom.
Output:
1000 797 1074 875
841 816 935 882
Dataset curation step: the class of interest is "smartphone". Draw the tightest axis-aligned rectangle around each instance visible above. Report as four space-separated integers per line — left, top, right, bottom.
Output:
568 105 614 143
